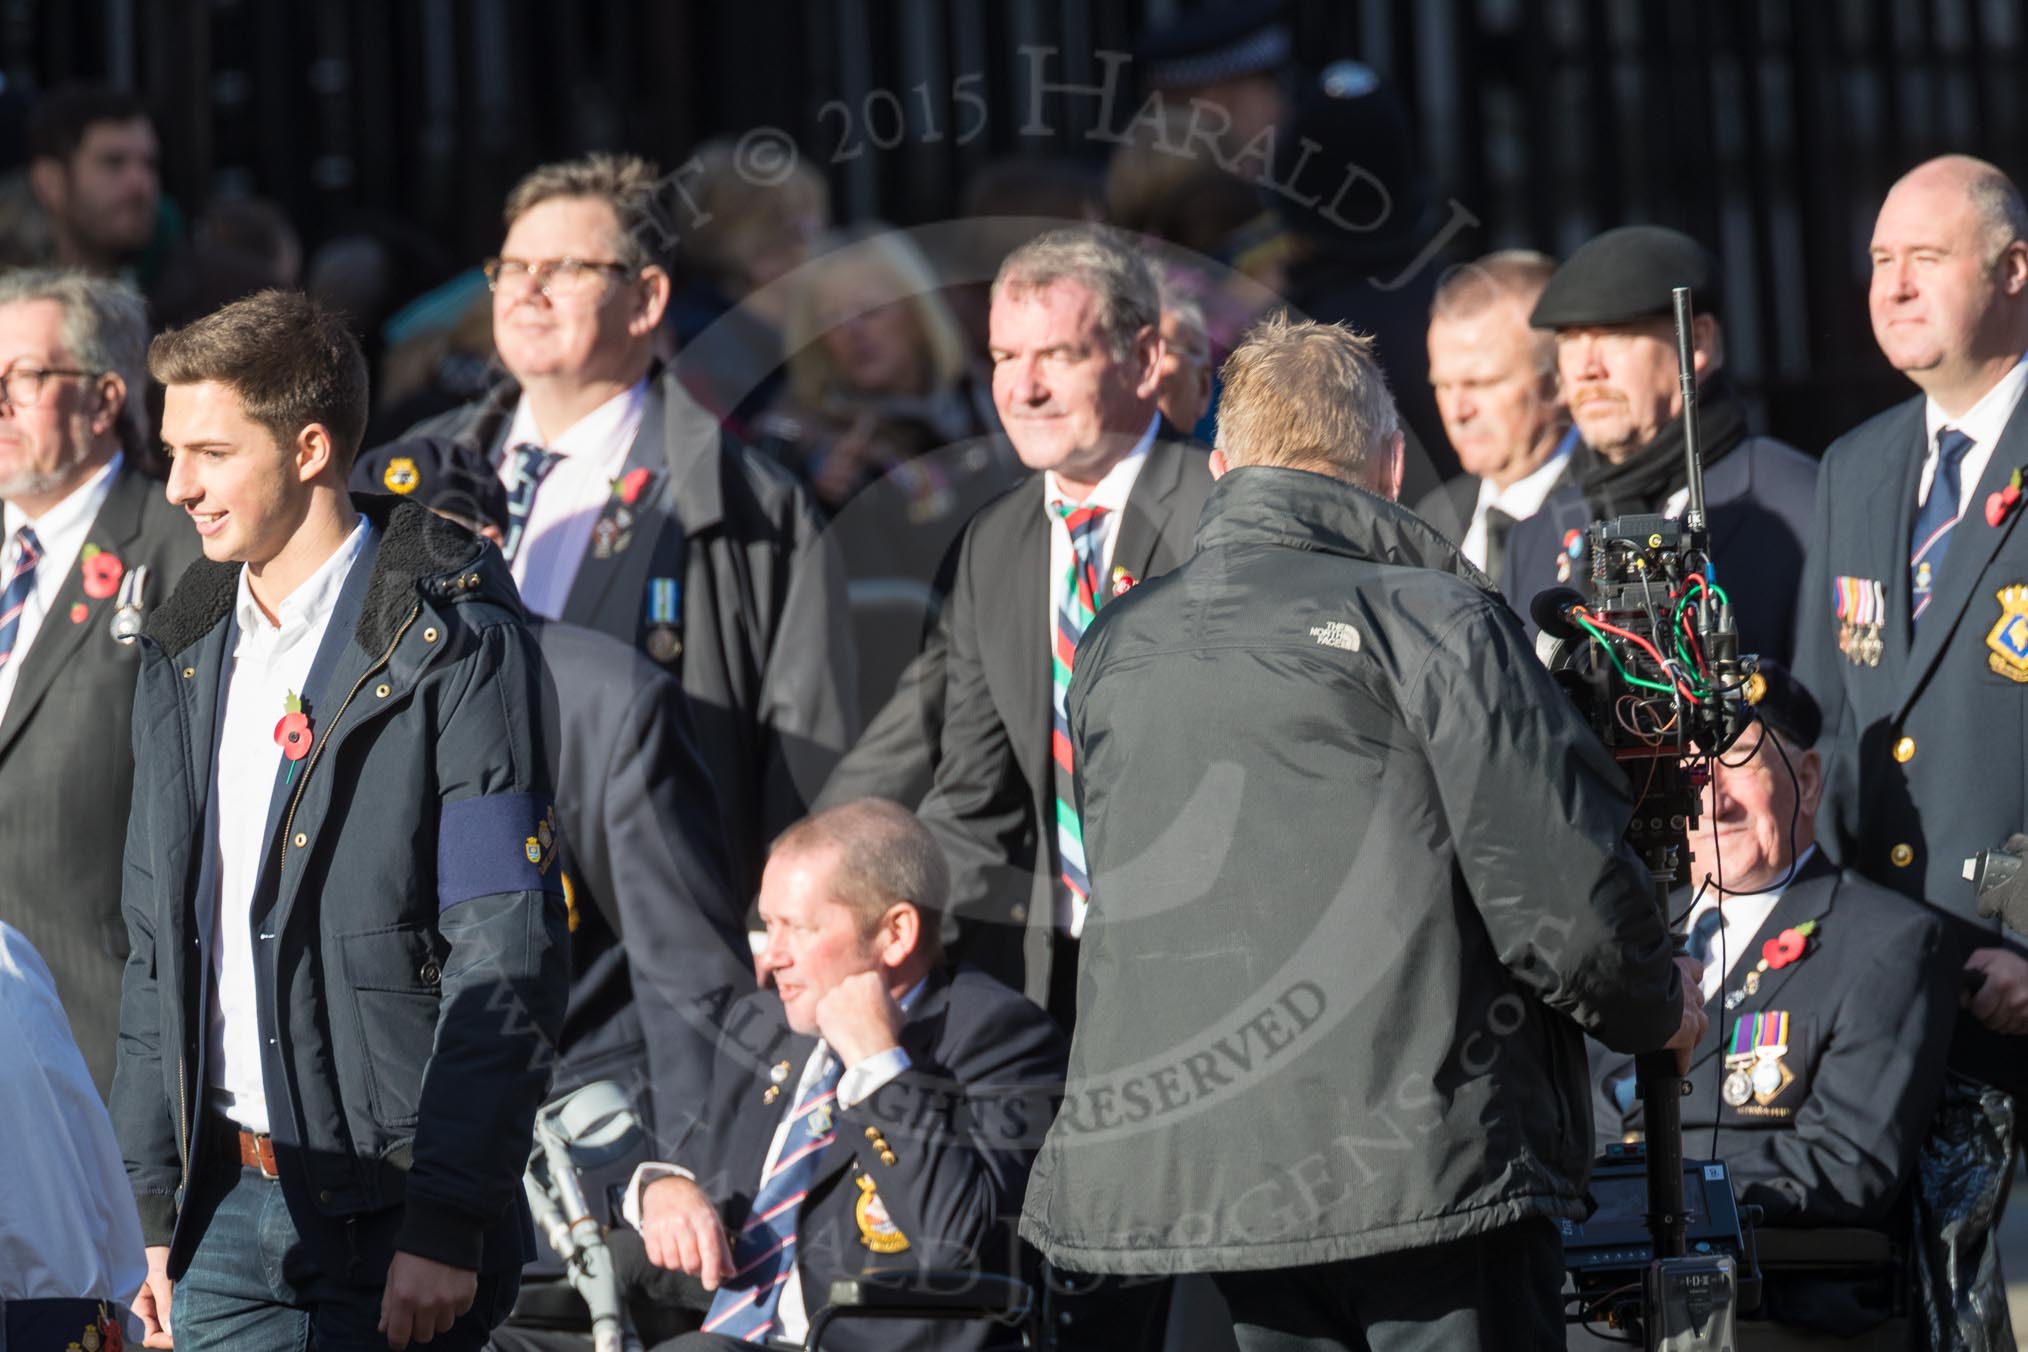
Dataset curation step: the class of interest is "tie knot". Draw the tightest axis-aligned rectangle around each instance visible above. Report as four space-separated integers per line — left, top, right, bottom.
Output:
1057 503 1107 538
12 524 40 565
1937 427 1974 466
1687 907 1725 964
512 442 560 485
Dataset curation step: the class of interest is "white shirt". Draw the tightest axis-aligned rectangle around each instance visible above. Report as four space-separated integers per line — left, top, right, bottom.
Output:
0 922 147 1305
1920 353 2028 515
207 520 371 1134
1043 415 1158 937
1681 845 1817 1005
500 380 650 618
621 979 927 1343
0 452 122 724
1461 432 1573 572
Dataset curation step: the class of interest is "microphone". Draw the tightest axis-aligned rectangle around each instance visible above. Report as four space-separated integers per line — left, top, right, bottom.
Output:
1531 586 1588 642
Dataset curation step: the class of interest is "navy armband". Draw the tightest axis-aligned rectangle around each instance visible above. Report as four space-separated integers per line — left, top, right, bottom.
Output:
437 792 565 909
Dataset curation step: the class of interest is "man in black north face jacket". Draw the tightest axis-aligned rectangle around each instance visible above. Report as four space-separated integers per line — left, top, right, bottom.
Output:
1020 314 1704 1352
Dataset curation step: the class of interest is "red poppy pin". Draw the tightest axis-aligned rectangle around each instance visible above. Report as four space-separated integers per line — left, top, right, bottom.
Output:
616 467 652 507
1985 467 2024 528
69 601 88 624
1759 918 1818 971
79 542 123 599
1110 565 1137 598
274 690 312 781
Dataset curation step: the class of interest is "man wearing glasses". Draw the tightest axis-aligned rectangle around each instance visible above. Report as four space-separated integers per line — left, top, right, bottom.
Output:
405 153 856 912
0 267 199 1096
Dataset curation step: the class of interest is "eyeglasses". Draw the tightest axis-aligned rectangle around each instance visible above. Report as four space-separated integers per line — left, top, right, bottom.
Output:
0 364 96 409
482 256 633 296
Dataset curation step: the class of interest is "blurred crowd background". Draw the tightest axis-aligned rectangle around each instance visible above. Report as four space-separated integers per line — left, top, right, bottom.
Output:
6 0 2026 494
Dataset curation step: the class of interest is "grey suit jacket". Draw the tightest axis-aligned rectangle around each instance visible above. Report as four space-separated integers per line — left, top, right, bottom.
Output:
0 466 201 1094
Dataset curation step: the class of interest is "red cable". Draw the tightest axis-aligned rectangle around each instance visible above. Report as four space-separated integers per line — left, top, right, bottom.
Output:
1575 607 1700 700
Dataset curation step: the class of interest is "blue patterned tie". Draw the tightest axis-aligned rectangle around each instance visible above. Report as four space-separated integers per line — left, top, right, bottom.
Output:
700 1051 843 1342
503 442 561 563
0 525 42 670
1911 427 1973 627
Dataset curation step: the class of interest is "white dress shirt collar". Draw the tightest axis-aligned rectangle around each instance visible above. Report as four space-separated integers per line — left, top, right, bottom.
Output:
1474 432 1573 521
505 379 649 461
234 518 372 654
1043 412 1159 516
1920 352 2028 514
1683 844 1817 1003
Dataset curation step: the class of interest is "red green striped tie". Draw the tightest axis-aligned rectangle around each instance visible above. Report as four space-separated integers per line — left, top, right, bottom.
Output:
1053 504 1107 916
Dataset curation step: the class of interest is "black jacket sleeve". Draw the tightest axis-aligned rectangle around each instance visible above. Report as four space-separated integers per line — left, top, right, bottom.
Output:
397 620 572 1269
1407 596 1687 1053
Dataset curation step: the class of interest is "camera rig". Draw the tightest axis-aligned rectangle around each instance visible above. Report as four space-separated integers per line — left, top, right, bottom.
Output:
1534 289 1761 1348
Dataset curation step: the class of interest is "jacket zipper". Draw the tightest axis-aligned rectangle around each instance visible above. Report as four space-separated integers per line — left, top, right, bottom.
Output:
275 604 420 876
177 1053 190 1187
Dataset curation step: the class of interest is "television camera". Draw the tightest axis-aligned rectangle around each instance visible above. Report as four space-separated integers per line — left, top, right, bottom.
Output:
1534 289 1765 1349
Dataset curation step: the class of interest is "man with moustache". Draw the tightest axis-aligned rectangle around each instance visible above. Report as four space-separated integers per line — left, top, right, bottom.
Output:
1414 249 1574 587
1795 155 2028 1097
1503 227 1817 664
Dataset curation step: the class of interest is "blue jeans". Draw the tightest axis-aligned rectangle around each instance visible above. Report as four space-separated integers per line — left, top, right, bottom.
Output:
173 1163 517 1351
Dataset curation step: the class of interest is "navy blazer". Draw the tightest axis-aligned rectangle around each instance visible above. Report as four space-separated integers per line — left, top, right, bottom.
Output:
1588 856 1955 1335
1504 435 1818 666
665 964 1066 1352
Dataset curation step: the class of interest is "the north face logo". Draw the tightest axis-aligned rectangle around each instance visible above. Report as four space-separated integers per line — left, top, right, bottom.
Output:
1309 621 1361 652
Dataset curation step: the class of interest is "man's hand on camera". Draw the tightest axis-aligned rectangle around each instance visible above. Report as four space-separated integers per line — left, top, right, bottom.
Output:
1662 955 1709 1073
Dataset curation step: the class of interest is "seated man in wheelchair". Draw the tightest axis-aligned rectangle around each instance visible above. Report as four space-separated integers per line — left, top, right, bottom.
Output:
1586 664 1959 1339
622 798 1068 1350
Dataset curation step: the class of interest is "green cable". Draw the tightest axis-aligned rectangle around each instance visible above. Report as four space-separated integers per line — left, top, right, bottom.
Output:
1576 617 1679 695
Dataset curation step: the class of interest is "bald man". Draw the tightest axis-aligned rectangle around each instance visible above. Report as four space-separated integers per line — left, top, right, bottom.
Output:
1796 154 2028 1097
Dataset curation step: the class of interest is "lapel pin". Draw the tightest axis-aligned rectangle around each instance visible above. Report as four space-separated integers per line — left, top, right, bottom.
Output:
79 543 124 599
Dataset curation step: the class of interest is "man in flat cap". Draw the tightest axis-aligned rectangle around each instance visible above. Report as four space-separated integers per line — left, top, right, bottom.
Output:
1582 663 1954 1343
1503 226 1817 664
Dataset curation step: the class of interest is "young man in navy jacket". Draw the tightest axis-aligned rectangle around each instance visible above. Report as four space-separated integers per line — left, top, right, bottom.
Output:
111 290 569 1350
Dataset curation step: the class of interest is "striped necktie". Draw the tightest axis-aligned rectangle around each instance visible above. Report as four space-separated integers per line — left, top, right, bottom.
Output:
1911 427 1973 627
1052 504 1108 922
0 525 43 671
700 1051 843 1342
503 442 562 563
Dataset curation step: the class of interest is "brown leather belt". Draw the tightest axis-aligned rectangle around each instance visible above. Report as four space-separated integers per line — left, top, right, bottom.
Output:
213 1118 279 1179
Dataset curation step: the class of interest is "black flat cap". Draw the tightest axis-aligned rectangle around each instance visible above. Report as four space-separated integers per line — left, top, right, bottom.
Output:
352 434 508 534
1742 660 1821 751
1529 225 1721 330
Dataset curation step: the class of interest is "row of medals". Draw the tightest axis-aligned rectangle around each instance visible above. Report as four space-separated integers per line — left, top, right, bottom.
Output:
1721 1050 1786 1107
1837 619 1884 667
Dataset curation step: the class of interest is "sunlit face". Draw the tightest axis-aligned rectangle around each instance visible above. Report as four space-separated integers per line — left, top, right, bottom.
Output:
0 299 120 509
1154 310 1213 432
491 196 659 390
756 845 890 1036
1869 173 2014 388
1690 724 1822 895
161 380 306 566
55 118 160 261
1427 300 1561 483
814 273 927 398
989 278 1158 488
1556 318 1686 463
